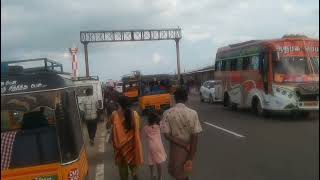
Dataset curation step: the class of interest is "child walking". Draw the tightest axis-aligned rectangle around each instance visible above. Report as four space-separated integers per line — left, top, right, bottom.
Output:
143 111 167 180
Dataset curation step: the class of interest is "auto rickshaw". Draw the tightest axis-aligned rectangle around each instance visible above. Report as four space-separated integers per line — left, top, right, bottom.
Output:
139 74 176 114
1 58 89 180
122 73 141 102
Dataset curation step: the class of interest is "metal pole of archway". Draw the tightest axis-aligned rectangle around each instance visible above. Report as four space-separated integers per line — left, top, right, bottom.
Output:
83 42 90 77
175 38 181 86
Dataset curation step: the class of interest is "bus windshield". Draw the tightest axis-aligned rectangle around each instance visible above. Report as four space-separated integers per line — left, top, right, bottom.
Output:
273 56 319 83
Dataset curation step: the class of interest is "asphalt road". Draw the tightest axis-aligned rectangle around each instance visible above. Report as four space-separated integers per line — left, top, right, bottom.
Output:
84 93 319 180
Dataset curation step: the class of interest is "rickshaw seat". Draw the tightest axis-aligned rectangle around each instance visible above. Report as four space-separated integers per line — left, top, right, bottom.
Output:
10 131 40 168
10 126 59 168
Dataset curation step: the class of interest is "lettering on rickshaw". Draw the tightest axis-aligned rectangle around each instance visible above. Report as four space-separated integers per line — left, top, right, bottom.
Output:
1 80 47 94
30 83 47 89
33 176 57 180
8 84 28 92
1 80 17 86
68 168 80 180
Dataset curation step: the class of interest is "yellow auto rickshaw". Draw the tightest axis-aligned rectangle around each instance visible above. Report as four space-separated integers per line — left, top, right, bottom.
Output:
139 74 176 114
122 73 141 102
1 58 89 180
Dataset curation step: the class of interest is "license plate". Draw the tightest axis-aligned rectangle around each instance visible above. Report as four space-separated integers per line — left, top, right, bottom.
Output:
33 176 57 180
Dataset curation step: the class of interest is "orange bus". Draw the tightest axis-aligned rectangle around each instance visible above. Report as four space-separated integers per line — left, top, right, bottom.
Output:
214 34 319 116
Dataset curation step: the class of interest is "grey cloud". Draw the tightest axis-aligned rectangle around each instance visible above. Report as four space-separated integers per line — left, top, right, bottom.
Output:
2 0 319 80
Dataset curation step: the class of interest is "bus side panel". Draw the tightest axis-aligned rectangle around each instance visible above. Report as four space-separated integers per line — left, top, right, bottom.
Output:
215 70 264 108
213 71 226 101
214 71 225 100
239 70 264 108
228 71 243 104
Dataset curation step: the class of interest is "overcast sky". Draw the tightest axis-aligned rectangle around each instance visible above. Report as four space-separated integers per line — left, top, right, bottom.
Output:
1 0 319 80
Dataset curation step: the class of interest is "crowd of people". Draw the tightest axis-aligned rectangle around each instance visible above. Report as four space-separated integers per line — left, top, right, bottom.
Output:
83 85 202 180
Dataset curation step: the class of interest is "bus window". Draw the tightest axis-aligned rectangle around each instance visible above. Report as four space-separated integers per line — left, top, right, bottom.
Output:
251 56 260 70
220 61 226 71
274 57 307 75
310 57 319 74
243 56 259 71
259 52 269 93
225 60 231 71
242 57 251 70
230 59 237 71
215 61 222 71
236 58 243 71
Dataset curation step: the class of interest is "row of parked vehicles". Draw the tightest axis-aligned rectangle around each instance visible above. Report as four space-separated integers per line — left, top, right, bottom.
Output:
200 34 319 117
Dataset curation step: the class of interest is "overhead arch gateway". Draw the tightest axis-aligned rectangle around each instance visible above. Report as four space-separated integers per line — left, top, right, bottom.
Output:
80 28 182 82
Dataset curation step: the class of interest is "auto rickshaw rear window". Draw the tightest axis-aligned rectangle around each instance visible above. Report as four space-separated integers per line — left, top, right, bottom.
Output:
1 91 60 168
1 92 58 132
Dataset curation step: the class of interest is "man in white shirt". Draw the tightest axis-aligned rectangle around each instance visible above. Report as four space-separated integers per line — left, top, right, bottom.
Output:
161 87 202 180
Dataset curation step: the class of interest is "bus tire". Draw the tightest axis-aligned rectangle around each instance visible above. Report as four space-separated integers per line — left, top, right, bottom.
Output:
252 97 267 117
223 93 230 107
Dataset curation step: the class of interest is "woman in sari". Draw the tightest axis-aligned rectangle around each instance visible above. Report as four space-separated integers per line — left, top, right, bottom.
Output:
109 95 144 180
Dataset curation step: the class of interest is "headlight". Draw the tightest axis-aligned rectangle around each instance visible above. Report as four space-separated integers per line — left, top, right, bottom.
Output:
282 90 287 95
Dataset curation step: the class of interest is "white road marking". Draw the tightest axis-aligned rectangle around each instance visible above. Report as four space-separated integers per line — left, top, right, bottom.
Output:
98 139 105 153
95 163 104 180
101 131 106 137
105 131 110 143
204 121 245 138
